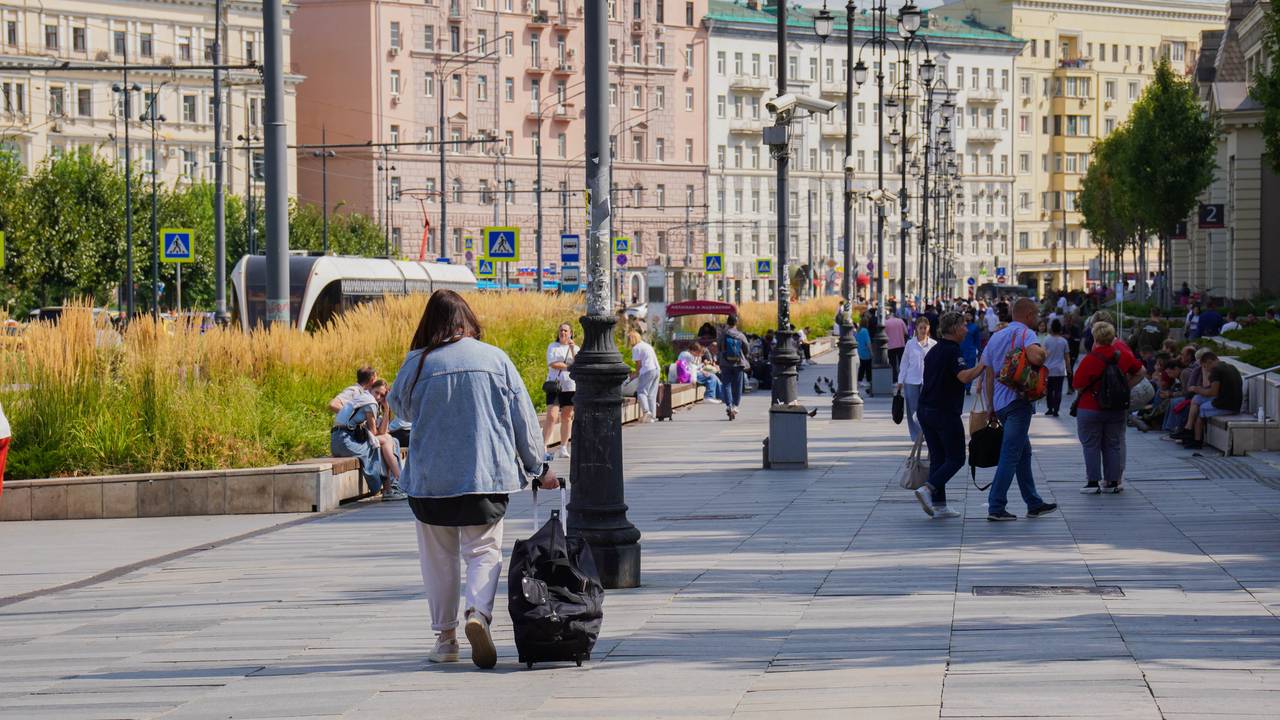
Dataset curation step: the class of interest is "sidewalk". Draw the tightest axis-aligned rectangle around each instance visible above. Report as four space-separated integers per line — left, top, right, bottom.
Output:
2 352 1280 719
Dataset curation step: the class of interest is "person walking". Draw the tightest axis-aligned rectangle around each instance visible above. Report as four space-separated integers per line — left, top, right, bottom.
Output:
628 330 661 422
979 298 1058 521
0 399 9 499
1072 321 1145 493
1043 320 1070 417
387 290 558 670
856 321 873 392
719 314 751 421
896 317 937 442
915 312 987 519
541 323 578 460
884 308 908 383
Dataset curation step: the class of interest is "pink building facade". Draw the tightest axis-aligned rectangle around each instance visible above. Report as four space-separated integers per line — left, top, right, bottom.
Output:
294 0 709 290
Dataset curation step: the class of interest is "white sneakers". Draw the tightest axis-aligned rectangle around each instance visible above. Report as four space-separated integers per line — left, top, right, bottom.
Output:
914 485 960 519
932 506 961 519
427 636 459 663
558 445 571 459
465 612 497 669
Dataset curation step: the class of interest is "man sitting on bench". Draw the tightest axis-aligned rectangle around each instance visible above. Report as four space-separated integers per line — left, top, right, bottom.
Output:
1172 352 1243 450
329 365 378 414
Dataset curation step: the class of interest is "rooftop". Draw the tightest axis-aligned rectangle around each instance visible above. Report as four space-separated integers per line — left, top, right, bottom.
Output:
705 0 1022 45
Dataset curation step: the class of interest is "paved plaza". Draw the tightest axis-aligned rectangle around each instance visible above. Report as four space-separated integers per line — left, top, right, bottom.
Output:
3 352 1280 719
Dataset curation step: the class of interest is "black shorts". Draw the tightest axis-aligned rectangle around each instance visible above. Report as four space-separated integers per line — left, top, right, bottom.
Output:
545 387 576 408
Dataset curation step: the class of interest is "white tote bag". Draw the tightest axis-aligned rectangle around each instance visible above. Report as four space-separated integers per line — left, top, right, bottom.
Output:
898 435 930 490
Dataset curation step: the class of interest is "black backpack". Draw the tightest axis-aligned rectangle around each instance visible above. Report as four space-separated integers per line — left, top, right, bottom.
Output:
507 489 604 669
1097 353 1131 411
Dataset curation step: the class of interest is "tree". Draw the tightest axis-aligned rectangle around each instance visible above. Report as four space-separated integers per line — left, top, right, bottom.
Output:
1251 1 1280 173
1125 58 1217 302
156 183 247 311
1080 128 1141 276
0 151 25 313
288 201 386 257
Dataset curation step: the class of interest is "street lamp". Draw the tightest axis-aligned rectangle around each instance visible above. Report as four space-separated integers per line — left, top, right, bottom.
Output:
830 0 862 421
899 3 923 35
814 6 836 41
237 132 261 255
312 130 337 255
142 80 168 320
111 80 142 322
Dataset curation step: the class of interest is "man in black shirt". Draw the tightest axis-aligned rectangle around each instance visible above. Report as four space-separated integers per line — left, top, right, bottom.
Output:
914 312 988 518
1173 352 1243 449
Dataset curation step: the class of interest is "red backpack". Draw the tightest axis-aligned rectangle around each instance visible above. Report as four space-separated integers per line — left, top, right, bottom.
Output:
997 329 1048 401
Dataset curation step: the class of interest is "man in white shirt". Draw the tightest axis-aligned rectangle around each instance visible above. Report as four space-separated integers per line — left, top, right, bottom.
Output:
328 366 378 416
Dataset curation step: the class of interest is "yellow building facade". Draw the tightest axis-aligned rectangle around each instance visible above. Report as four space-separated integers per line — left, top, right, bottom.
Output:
935 0 1226 295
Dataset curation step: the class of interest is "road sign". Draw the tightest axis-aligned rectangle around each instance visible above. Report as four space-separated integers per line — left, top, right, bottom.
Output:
0 230 5 268
704 253 724 274
755 258 772 276
160 228 194 264
560 234 580 263
561 265 580 289
613 237 630 255
616 253 628 266
476 258 497 278
483 226 519 261
967 277 976 286
866 261 874 272
997 276 1007 285
465 251 474 262
979 266 988 276
1198 203 1225 229
995 266 1007 278
464 236 474 252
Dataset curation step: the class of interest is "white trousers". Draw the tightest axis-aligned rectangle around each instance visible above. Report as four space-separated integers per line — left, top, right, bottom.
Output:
414 520 504 632
637 370 660 417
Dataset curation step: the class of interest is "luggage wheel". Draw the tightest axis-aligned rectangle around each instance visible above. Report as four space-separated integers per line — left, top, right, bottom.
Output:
575 657 583 667
526 661 535 669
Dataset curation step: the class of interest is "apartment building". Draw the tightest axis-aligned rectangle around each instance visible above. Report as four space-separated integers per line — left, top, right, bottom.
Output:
0 1 298 193
935 0 1226 294
293 0 709 294
1178 0 1279 298
705 0 1022 303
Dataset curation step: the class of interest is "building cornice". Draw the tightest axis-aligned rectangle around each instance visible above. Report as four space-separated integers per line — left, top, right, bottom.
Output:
1009 0 1225 25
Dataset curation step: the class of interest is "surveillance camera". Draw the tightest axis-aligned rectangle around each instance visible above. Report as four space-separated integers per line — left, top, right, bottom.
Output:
844 155 857 173
765 93 797 115
765 93 838 116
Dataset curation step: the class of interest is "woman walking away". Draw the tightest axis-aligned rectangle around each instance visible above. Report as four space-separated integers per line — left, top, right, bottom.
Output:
628 330 661 422
719 314 751 420
541 323 578 460
387 290 558 669
1072 321 1144 495
915 312 987 518
1043 320 1070 416
897 317 937 442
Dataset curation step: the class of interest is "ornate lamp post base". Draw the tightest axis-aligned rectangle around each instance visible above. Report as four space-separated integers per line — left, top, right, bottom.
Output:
567 313 641 589
831 317 864 420
765 329 808 468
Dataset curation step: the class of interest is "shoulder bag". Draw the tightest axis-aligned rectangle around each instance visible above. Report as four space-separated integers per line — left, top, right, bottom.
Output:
898 435 930 490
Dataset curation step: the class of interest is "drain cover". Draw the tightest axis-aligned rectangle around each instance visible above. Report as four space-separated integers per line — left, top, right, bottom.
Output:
657 513 757 521
973 585 1124 597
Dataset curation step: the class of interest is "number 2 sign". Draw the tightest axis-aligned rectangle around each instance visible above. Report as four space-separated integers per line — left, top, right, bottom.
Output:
1199 203 1225 229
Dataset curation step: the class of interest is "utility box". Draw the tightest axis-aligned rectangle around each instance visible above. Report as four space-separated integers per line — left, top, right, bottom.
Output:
766 405 809 469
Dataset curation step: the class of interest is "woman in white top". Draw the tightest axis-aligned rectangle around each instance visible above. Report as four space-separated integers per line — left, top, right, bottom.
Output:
541 323 578 460
897 316 937 442
627 330 661 422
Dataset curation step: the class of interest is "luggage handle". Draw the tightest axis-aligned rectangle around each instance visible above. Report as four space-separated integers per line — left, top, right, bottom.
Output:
531 476 568 532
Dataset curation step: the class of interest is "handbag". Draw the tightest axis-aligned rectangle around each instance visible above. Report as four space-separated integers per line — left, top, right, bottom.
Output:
968 417 1004 491
892 388 905 424
998 329 1048 401
542 380 559 397
968 388 989 434
898 435 930 490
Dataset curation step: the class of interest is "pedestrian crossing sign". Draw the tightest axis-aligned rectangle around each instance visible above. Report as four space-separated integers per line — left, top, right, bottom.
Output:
484 226 519 262
160 228 194 263
476 258 497 279
613 237 630 255
755 258 772 276
705 253 724 275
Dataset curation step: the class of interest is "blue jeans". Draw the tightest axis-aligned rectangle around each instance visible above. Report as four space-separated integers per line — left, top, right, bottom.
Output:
698 372 722 401
988 398 1047 514
720 365 744 409
903 383 923 441
918 406 965 506
1163 401 1189 432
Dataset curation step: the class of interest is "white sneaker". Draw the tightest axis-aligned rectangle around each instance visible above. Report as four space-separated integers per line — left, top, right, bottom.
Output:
557 445 571 459
465 612 497 669
913 485 935 517
428 637 459 663
932 506 961 519
705 397 722 404
382 486 408 501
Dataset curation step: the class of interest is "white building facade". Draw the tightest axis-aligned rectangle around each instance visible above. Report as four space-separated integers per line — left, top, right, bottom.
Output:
704 1 1022 303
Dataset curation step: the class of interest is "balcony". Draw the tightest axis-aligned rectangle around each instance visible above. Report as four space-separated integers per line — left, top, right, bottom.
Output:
448 2 463 21
729 75 770 93
527 101 544 119
965 127 1003 143
966 86 1003 103
525 57 548 74
1057 57 1093 70
529 11 551 27
820 122 850 138
551 102 575 120
552 61 575 75
630 19 644 34
819 81 847 98
728 119 762 135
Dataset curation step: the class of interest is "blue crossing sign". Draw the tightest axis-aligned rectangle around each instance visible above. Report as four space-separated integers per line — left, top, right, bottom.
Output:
704 253 724 275
755 258 772 276
613 237 630 255
160 228 194 263
484 226 519 262
476 258 497 279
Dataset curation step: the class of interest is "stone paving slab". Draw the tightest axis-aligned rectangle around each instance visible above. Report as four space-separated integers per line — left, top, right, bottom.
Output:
2 352 1280 718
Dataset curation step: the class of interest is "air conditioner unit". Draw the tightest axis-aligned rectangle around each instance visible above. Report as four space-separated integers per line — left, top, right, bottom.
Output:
94 50 109 61
389 46 400 57
390 93 401 105
1079 97 1087 108
168 146 181 159
631 19 644 33
655 26 664 36
161 55 173 64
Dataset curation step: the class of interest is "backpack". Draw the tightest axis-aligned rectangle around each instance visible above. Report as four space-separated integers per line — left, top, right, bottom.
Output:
997 329 1048 401
723 333 743 363
1096 352 1131 411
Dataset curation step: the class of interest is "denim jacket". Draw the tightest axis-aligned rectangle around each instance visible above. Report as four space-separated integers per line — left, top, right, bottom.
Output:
387 337 545 498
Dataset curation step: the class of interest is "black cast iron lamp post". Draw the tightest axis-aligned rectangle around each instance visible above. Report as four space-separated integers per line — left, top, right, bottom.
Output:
830 0 864 421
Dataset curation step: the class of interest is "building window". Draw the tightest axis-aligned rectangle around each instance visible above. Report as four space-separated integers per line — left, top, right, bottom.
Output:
45 24 59 50
717 51 725 75
48 86 65 116
686 1 694 25
76 88 92 117
655 86 665 109
503 77 513 101
182 94 197 123
656 137 665 161
477 75 487 100
389 124 400 150
427 74 437 97
424 25 435 51
655 42 665 66
685 88 694 111
391 176 402 201
390 70 401 95
632 134 644 160
632 85 643 108
558 133 566 157
182 149 198 178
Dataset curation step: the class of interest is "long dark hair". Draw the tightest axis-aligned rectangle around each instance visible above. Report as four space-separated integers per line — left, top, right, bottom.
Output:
406 290 483 397
410 289 482 352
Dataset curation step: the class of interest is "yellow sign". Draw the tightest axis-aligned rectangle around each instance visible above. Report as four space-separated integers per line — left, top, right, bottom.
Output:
0 230 5 268
613 237 630 254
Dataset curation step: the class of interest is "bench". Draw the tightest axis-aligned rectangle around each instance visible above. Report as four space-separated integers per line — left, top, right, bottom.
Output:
1204 415 1280 456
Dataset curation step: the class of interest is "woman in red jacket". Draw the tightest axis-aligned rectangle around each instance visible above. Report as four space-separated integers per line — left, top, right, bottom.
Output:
1072 322 1145 495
